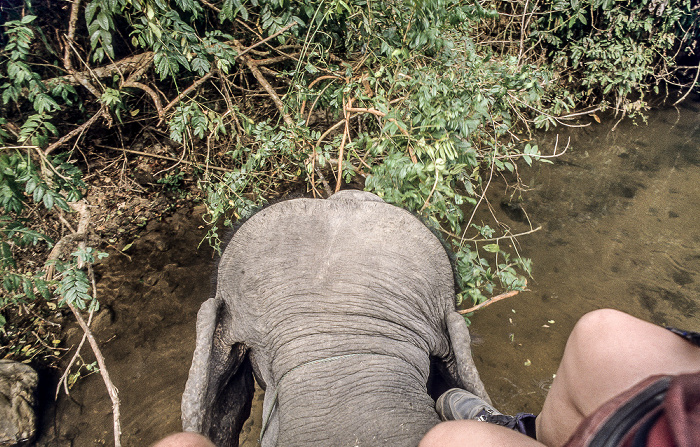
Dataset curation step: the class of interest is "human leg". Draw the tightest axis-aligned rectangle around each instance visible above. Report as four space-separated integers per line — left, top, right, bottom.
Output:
420 420 545 447
151 432 215 447
536 308 700 446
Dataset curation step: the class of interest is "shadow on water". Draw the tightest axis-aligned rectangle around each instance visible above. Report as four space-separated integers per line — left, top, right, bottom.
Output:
35 98 699 445
469 96 700 415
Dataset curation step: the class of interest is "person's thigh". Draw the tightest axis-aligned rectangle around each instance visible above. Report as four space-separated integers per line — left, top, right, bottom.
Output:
420 420 545 447
536 308 700 446
151 432 215 447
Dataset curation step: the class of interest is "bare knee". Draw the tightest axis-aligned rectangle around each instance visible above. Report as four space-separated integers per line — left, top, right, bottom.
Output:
151 432 215 447
420 421 544 447
420 422 460 447
566 308 634 359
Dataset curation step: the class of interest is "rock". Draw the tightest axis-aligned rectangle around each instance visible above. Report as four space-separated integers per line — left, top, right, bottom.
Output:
0 360 38 446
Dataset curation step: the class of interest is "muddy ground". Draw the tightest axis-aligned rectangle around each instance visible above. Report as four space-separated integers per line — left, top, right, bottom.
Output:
35 203 216 446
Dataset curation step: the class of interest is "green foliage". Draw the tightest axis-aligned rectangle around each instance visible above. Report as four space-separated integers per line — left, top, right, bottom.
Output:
0 147 103 362
481 0 700 113
0 0 697 349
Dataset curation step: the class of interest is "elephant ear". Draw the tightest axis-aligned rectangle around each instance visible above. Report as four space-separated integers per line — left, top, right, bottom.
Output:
444 311 492 404
182 298 255 447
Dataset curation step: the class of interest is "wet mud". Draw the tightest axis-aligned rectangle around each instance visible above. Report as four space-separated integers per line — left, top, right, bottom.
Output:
35 205 215 446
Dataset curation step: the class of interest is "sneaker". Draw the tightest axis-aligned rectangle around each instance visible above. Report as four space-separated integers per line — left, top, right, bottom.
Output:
435 388 537 439
435 388 503 421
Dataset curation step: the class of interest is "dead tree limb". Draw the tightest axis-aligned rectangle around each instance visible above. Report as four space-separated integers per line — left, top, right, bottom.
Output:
242 55 294 126
47 200 122 447
45 107 107 156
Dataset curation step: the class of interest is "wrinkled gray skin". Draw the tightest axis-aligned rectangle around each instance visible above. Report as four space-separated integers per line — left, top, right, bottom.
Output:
182 190 490 447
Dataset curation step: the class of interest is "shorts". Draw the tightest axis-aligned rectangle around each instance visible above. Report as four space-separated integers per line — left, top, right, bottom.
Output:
564 364 700 446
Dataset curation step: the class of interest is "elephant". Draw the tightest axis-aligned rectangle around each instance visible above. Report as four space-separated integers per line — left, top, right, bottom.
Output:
181 190 490 447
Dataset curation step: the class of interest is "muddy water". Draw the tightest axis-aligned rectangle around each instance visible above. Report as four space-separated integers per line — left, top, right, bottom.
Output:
470 97 700 415
36 98 698 445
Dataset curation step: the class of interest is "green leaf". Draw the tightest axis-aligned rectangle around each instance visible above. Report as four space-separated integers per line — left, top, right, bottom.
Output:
95 12 110 31
483 244 500 253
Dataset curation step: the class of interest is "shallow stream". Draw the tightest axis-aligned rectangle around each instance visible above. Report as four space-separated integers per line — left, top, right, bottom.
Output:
470 97 700 416
36 97 699 446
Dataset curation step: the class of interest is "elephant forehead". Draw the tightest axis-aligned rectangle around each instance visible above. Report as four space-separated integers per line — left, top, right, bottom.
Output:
217 198 455 354
219 198 455 314
223 198 453 282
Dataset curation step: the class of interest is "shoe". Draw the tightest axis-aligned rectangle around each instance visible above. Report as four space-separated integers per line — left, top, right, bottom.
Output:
435 388 538 438
435 388 503 421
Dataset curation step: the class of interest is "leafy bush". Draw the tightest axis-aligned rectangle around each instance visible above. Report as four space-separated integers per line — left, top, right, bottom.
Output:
477 0 700 116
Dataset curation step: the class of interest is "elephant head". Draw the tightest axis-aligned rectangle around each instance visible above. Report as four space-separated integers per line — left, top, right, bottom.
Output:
182 190 489 447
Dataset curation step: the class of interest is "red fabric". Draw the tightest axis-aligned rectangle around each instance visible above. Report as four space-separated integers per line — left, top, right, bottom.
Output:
563 375 665 447
664 372 700 447
564 370 700 447
646 415 673 446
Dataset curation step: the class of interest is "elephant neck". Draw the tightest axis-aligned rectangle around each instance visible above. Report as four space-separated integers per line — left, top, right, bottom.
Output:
269 353 439 447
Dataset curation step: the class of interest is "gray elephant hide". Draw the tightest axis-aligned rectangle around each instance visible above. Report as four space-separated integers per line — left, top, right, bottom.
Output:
182 190 490 447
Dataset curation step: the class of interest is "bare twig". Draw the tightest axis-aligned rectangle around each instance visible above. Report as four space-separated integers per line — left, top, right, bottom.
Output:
47 201 122 447
458 288 524 314
45 107 107 156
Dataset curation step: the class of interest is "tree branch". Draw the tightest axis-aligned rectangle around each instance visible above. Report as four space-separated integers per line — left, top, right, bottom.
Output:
160 70 217 120
242 55 294 126
458 288 524 315
122 81 164 119
46 200 122 447
45 107 107 156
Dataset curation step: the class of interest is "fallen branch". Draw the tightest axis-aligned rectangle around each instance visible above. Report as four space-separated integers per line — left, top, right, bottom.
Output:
45 107 107 156
458 288 525 315
47 200 122 447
